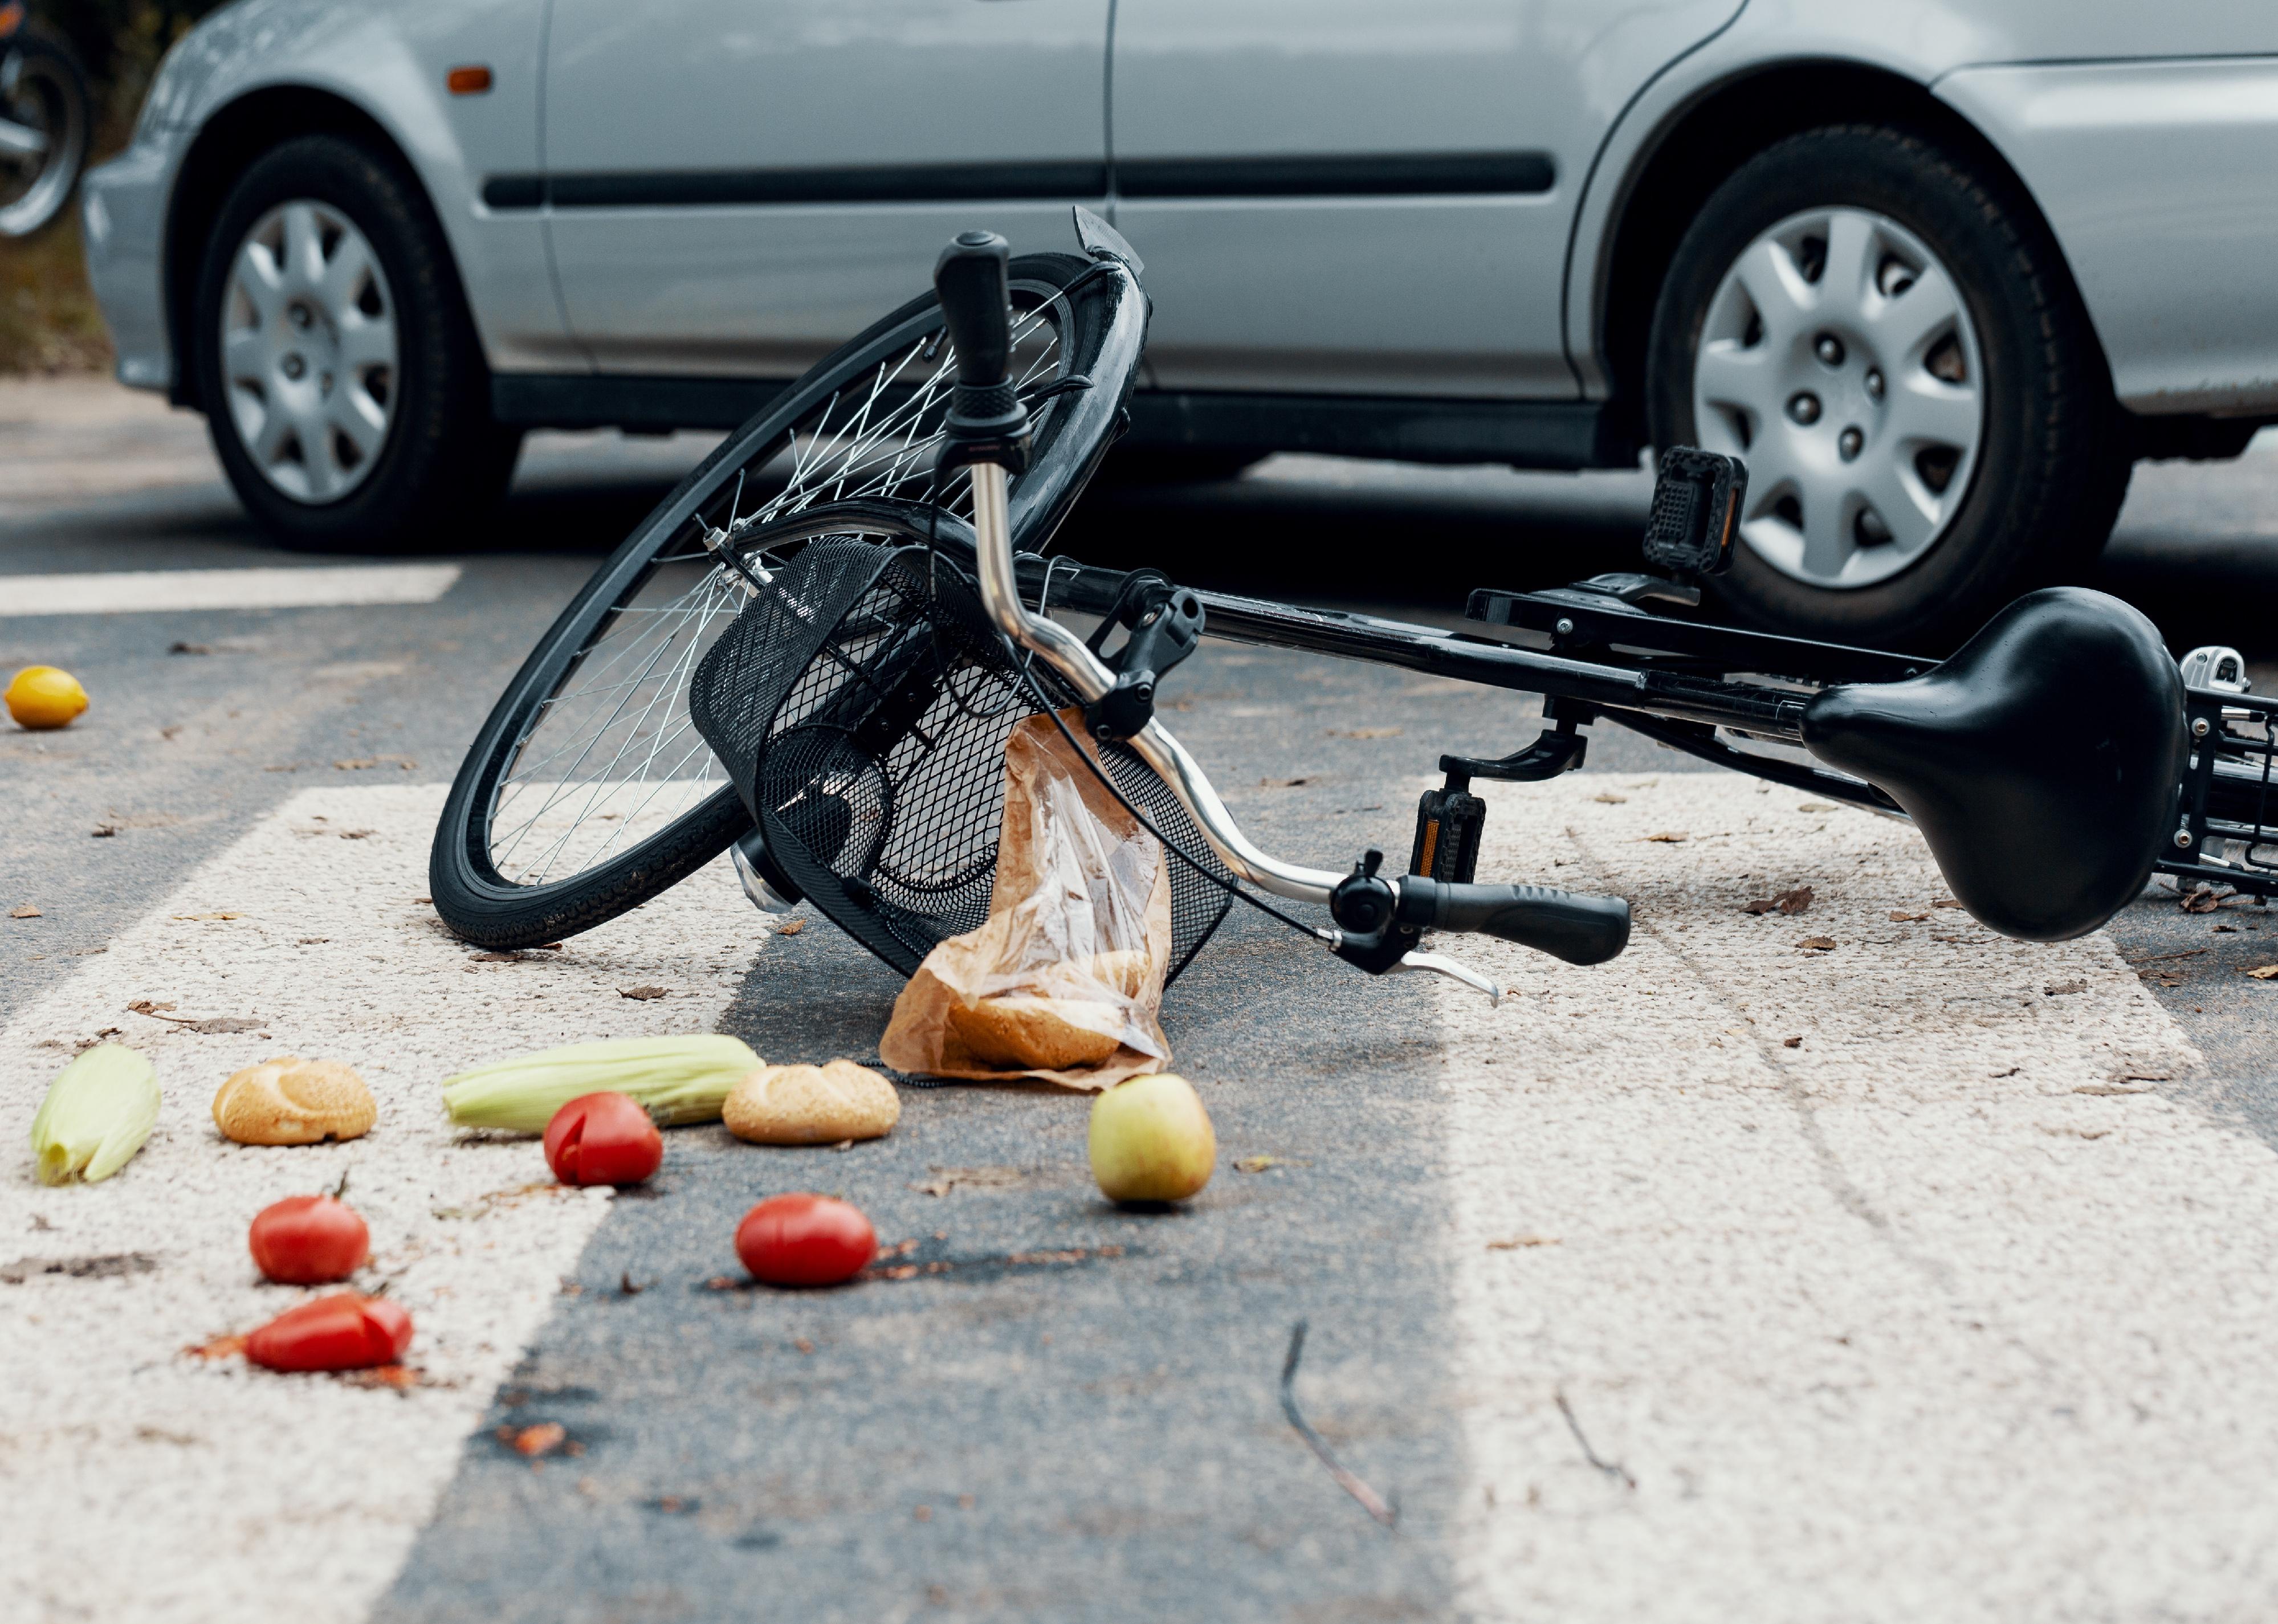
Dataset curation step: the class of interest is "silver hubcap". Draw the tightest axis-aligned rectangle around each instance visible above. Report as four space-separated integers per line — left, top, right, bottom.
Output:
0 47 86 236
219 201 398 504
1691 206 1984 590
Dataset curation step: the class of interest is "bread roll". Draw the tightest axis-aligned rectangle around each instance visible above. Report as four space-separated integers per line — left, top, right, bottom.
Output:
724 1058 899 1144
947 995 1122 1071
1077 948 1153 999
212 1056 376 1146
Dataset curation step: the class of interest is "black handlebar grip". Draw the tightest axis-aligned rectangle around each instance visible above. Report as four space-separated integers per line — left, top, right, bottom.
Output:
934 230 1013 390
1412 878 1631 966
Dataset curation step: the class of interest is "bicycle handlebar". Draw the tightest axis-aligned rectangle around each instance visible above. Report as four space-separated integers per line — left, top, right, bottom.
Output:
934 230 1030 444
1405 878 1632 966
934 230 1012 388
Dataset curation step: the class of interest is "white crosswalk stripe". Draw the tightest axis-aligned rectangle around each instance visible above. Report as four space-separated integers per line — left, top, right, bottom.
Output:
0 566 462 617
1441 775 2276 1621
0 786 763 1624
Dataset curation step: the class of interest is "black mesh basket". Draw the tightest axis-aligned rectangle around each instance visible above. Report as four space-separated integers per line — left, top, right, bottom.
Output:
690 537 1233 984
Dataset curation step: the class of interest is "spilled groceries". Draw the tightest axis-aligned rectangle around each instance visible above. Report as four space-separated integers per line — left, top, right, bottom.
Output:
245 1293 413 1373
29 1043 158 1185
213 1056 376 1145
735 1194 877 1287
724 1059 899 1145
1088 1073 1217 1205
441 1034 761 1132
248 1194 371 1285
881 717 1175 1089
5 664 88 730
543 1092 664 1186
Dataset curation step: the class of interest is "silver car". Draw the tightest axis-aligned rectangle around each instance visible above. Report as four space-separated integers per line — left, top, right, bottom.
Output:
81 0 2278 641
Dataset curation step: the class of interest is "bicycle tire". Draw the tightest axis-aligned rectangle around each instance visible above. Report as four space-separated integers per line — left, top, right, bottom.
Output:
430 249 1143 948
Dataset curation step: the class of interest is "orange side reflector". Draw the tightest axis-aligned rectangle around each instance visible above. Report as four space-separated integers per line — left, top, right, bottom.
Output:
447 65 494 96
0 5 25 38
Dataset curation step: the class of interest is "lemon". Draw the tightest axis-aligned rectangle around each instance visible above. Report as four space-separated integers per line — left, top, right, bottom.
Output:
6 666 89 731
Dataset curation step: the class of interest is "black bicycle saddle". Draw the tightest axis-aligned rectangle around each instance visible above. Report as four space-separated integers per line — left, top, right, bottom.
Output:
1800 587 2186 941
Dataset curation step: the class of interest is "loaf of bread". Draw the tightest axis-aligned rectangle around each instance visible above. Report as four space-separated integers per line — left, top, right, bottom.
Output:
212 1056 377 1146
723 1058 900 1144
946 994 1123 1071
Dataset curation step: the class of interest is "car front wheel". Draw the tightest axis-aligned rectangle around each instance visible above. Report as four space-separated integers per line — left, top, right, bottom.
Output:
1646 124 2131 648
191 134 520 551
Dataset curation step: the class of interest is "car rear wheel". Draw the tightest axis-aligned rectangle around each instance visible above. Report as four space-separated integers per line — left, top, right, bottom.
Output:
1646 124 2132 648
192 134 521 551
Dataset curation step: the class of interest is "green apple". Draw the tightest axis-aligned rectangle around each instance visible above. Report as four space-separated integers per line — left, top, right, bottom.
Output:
1088 1072 1216 1203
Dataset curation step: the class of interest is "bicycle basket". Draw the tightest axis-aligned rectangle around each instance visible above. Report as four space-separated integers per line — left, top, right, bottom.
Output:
688 536 1233 983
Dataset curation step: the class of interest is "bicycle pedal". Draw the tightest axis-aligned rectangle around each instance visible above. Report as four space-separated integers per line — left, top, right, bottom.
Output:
1411 782 1485 886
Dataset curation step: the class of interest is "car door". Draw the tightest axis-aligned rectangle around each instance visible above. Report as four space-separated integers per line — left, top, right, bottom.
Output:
1109 0 1741 400
543 0 1111 377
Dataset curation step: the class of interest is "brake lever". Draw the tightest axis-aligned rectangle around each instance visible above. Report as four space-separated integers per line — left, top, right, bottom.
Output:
1383 949 1506 1007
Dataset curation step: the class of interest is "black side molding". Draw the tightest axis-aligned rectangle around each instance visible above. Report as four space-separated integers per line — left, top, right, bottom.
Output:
482 151 1556 212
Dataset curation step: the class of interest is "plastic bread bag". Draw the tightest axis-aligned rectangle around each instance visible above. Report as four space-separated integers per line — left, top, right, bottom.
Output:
881 711 1173 1088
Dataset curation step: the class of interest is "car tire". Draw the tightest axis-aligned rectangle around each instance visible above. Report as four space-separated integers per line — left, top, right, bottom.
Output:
191 134 521 552
1645 124 2132 649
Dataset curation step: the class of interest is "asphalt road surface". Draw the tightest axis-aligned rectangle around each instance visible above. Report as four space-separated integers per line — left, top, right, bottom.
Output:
8 377 2278 1623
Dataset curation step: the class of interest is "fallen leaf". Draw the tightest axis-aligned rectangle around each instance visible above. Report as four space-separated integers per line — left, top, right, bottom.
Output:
1234 1154 1281 1173
1326 727 1403 739
1933 899 1965 909
2215 924 2239 933
170 912 243 922
1798 802 1836 813
775 919 805 936
1485 1234 1560 1250
469 951 522 964
125 1000 176 1015
2044 979 2089 997
2247 965 2278 980
182 1333 247 1361
168 642 211 656
1 1251 158 1284
1593 793 1627 804
91 825 117 838
1743 886 1814 916
1258 776 1311 789
9 904 40 919
332 758 378 771
1888 911 1929 922
618 985 670 1001
506 1422 566 1458
1797 937 1836 952
2182 882 2234 915
1782 1035 1804 1048
1643 831 1688 843
337 830 374 840
166 1015 263 1035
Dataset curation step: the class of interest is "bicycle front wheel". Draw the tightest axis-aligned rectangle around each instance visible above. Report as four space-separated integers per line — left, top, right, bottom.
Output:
430 250 1144 948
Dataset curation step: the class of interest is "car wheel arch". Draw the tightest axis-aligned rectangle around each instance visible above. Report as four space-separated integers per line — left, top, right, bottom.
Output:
162 85 469 413
1586 58 2111 455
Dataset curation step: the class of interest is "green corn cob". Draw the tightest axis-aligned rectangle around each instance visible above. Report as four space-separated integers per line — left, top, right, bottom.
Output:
441 1034 761 1132
31 1043 161 1185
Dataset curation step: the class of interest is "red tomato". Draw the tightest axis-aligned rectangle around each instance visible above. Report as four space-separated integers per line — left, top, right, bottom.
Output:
735 1194 876 1287
544 1091 663 1186
248 1195 370 1284
245 1292 414 1372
